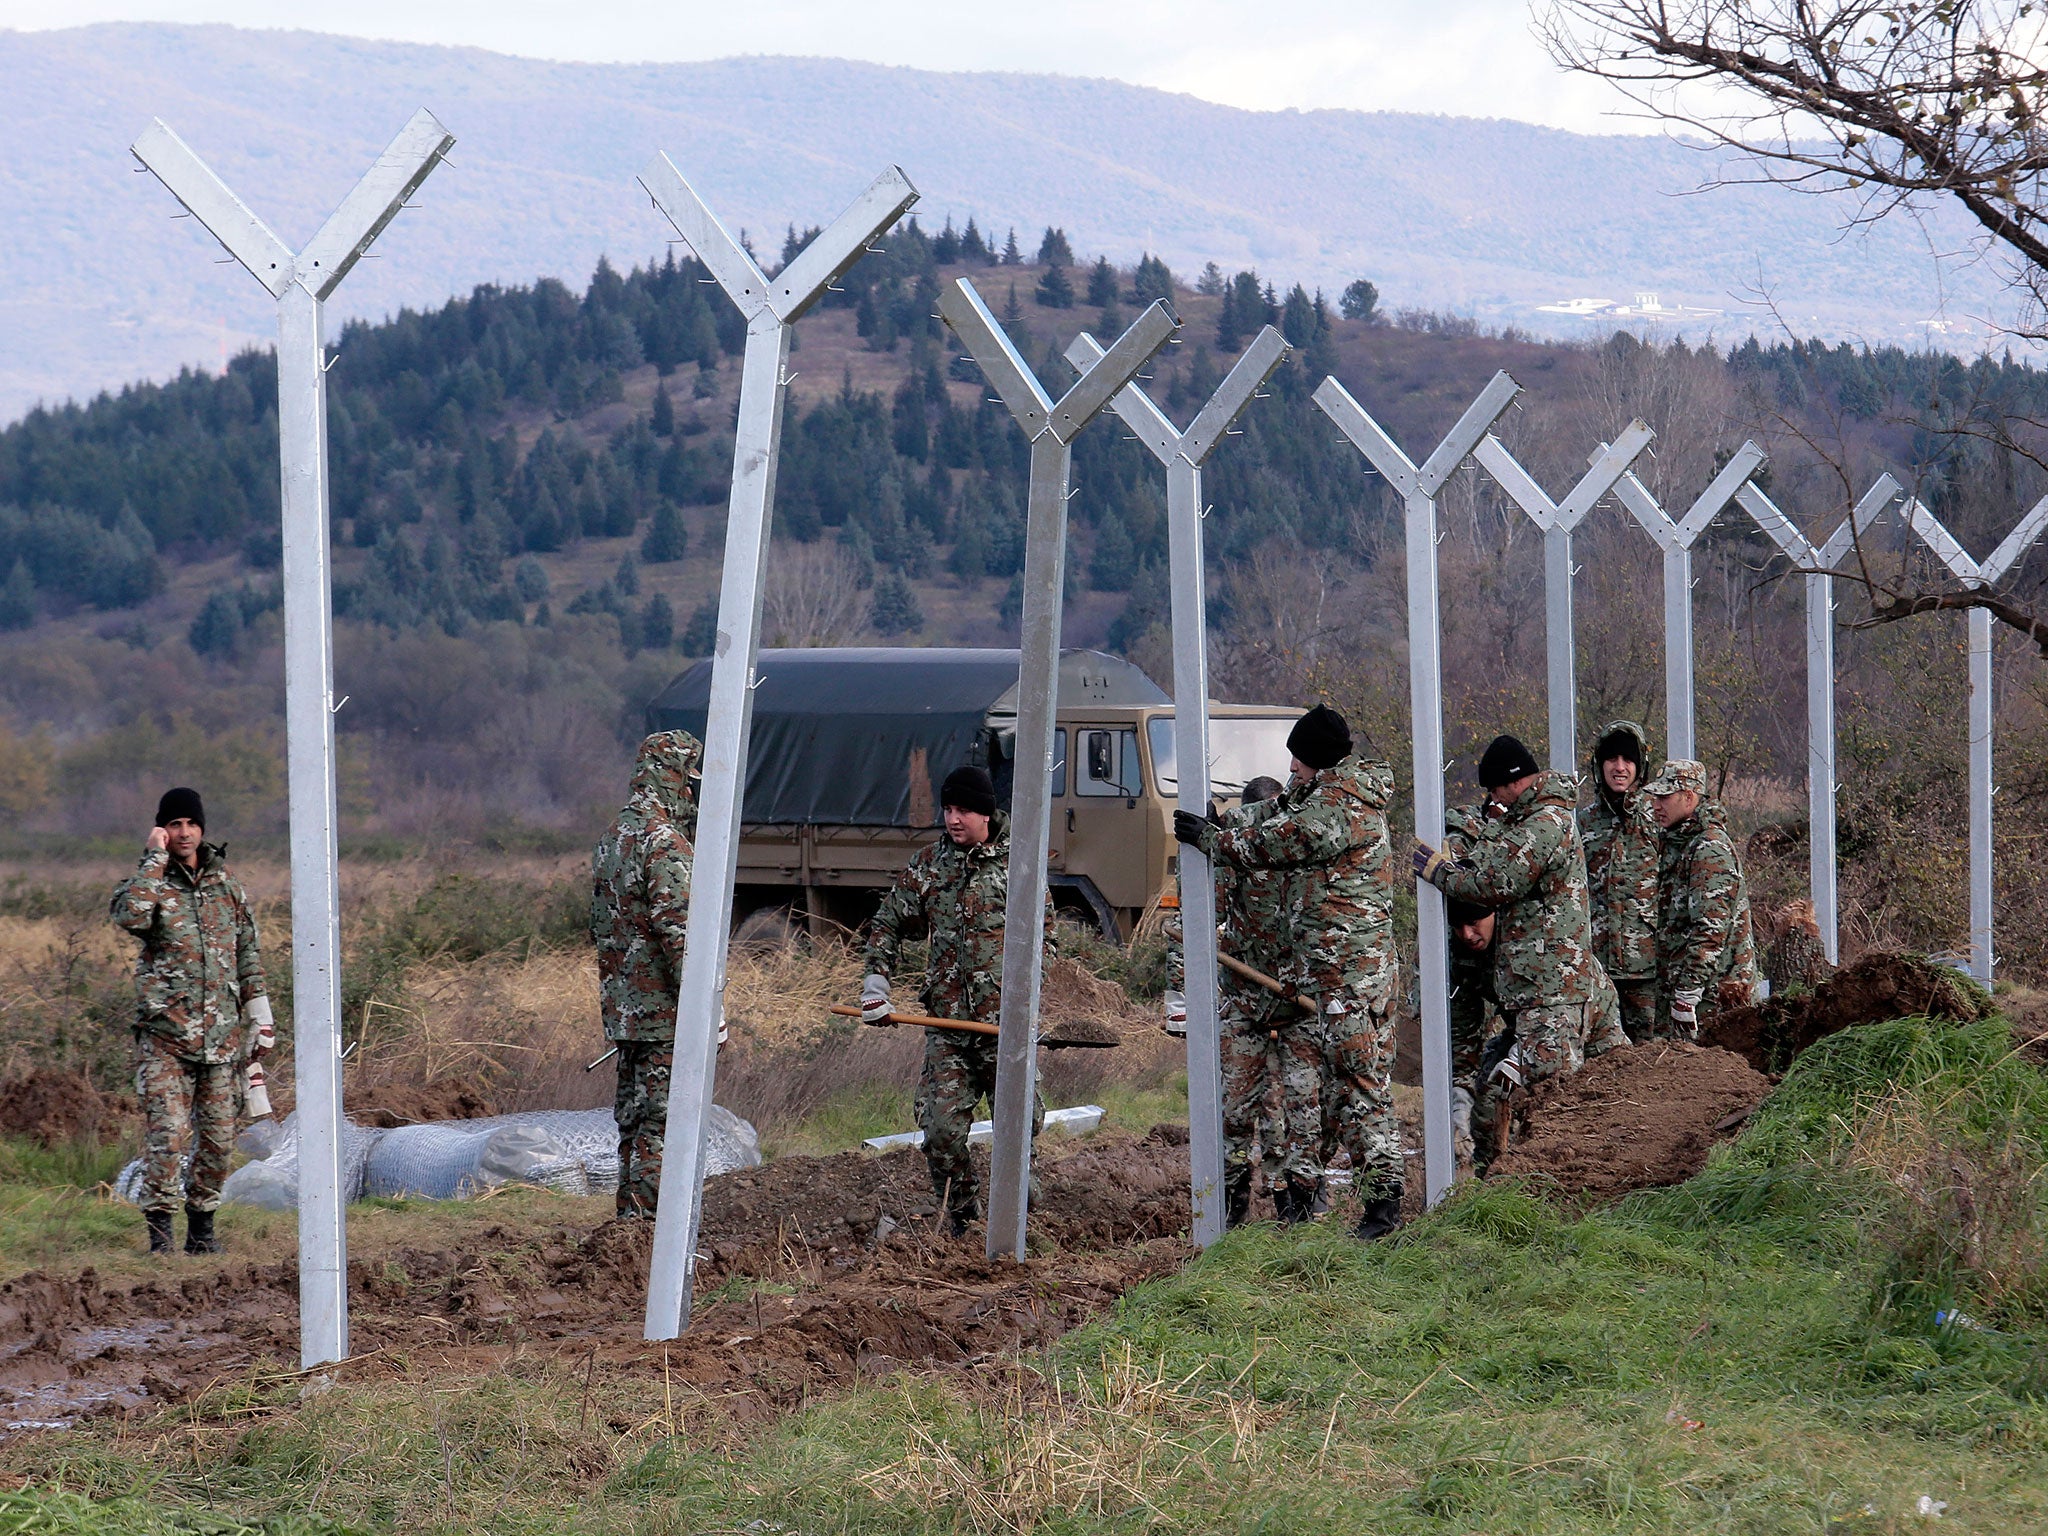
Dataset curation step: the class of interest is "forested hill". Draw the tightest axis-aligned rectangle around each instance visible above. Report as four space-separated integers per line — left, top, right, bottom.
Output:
0 23 2012 420
3 223 2045 673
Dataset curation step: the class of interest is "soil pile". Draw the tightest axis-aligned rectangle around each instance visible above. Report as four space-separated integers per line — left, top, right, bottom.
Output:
0 1128 1196 1433
1488 1042 1772 1206
1702 953 1992 1074
349 1080 502 1127
0 1071 132 1147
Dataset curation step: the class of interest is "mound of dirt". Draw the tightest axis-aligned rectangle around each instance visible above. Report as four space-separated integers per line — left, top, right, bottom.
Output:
0 1070 132 1147
1488 1042 1772 1206
1701 952 1993 1074
349 1080 501 1127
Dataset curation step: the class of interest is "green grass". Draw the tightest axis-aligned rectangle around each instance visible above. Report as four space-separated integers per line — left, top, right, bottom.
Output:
0 1134 141 1276
10 1015 2048 1534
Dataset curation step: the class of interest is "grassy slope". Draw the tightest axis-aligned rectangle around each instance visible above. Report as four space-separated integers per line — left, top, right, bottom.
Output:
6 1017 2046 1534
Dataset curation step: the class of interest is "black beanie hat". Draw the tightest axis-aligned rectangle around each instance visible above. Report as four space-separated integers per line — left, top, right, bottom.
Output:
1592 725 1644 770
940 765 997 818
155 786 205 830
1286 705 1352 772
1446 896 1494 927
1477 735 1541 790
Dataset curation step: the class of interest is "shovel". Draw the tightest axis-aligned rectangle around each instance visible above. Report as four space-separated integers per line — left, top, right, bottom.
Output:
828 1004 1119 1049
1216 951 1320 1017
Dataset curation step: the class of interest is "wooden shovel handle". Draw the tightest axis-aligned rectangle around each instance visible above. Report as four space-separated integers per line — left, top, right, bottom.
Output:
1215 951 1320 1016
829 1004 999 1036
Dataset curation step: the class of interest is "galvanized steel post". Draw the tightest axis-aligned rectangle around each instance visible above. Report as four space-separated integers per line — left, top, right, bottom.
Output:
129 110 454 1369
1065 325 1289 1246
1898 489 2048 985
1313 371 1520 1207
1612 445 1765 766
637 159 917 1338
941 281 1177 1262
1473 424 1654 774
1737 473 1904 967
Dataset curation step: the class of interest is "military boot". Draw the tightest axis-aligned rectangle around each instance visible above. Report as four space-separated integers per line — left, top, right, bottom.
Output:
184 1206 221 1255
1354 1186 1404 1243
1223 1176 1251 1230
1274 1177 1320 1225
146 1209 173 1255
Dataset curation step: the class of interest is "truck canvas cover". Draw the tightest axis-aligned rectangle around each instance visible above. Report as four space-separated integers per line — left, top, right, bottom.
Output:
644 647 1166 827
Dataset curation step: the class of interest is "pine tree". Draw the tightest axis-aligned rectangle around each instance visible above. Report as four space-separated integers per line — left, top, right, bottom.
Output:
1036 227 1075 267
650 382 675 437
682 597 719 655
514 556 550 602
1035 261 1075 310
1132 254 1174 306
1196 261 1226 297
1002 282 1024 325
1087 257 1118 308
933 217 960 265
1001 228 1022 265
642 502 689 563
869 571 924 636
1339 278 1380 323
639 591 675 650
0 561 33 631
188 590 242 657
960 217 991 264
615 551 640 596
1090 515 1137 591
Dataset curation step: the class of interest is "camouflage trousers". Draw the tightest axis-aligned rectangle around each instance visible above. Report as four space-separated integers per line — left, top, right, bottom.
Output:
613 1040 672 1218
134 1030 238 1214
1220 1004 1319 1206
1315 989 1404 1202
917 1029 1043 1225
1474 1003 1585 1165
1612 977 1658 1044
1583 970 1634 1059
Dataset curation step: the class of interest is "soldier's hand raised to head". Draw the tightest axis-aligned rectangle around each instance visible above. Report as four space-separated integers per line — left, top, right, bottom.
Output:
146 826 169 853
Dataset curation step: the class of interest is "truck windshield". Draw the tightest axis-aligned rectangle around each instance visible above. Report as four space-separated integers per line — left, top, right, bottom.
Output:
1147 716 1297 796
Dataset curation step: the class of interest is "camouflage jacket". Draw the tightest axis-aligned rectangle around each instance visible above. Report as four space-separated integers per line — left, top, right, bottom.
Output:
110 843 267 1065
1428 771 1598 1011
1204 756 1399 1011
591 732 701 1043
1655 798 1760 1004
1581 720 1660 982
1168 802 1294 1017
863 813 1055 1027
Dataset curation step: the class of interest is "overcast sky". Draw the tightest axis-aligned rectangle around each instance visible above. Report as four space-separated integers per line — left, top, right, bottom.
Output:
0 1 1645 132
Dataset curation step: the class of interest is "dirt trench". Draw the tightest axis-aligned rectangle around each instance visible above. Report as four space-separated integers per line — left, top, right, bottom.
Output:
1701 953 1993 1074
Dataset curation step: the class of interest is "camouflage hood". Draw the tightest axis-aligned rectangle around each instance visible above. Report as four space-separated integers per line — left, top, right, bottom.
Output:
1668 793 1730 845
1321 755 1395 811
1507 769 1580 821
1589 720 1650 814
629 730 703 823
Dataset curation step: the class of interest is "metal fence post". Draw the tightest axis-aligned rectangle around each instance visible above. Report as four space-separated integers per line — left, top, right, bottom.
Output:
1065 325 1289 1247
1737 473 1903 966
130 111 453 1371
637 160 917 1339
1898 490 2048 985
1313 371 1520 1207
1473 424 1654 774
1611 445 1765 764
940 281 1177 1262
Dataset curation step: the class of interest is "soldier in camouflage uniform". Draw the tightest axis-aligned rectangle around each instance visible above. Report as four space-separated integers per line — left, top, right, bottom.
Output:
1646 760 1761 1038
861 765 1053 1237
1177 705 1406 1240
1415 735 1599 1171
591 730 702 1218
1582 721 1662 1042
1165 775 1298 1227
110 788 269 1256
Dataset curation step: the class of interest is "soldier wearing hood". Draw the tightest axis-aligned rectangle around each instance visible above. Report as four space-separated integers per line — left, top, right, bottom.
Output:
592 730 703 1218
1583 721 1662 1043
1414 735 1599 1169
1176 705 1406 1241
860 765 1054 1238
1645 760 1761 1038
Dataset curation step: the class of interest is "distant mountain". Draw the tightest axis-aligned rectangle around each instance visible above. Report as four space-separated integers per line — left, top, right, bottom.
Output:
0 23 2011 421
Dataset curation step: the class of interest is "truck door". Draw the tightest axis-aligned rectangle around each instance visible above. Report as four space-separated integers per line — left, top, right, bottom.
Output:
1062 725 1147 923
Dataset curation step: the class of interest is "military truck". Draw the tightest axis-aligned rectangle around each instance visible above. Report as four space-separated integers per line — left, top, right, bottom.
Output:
645 647 1299 942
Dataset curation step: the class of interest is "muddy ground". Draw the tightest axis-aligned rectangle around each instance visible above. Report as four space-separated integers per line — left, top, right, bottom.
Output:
1702 952 1993 1074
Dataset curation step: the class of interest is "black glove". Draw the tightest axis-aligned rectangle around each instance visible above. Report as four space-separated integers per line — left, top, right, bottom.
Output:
1172 809 1211 847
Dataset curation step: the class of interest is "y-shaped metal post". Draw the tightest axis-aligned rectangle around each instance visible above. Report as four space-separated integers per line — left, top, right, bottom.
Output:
941 280 1177 1262
1735 473 1904 965
1474 422 1655 773
638 158 918 1339
131 110 454 1370
1892 489 2048 983
1065 324 1289 1247
1314 370 1520 1208
1610 444 1766 762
